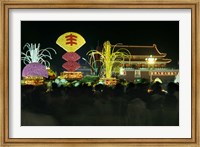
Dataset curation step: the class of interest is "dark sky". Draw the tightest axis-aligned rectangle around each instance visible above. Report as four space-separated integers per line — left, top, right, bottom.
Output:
21 21 179 73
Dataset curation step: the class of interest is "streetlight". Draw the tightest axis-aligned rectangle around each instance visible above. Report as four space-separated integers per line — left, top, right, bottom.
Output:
145 55 157 82
82 57 96 75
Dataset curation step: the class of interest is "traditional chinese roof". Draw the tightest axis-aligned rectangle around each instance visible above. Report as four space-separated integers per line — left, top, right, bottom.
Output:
111 44 167 57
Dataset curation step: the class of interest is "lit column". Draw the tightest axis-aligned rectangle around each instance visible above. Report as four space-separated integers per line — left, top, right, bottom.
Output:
145 55 157 82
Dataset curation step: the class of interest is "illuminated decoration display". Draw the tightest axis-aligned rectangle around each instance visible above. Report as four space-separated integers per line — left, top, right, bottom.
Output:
22 62 48 85
145 55 157 65
62 61 80 71
56 32 86 52
21 43 57 67
60 71 83 79
21 43 57 85
150 71 178 76
62 52 80 61
47 67 57 80
120 67 126 75
87 41 131 85
145 55 157 82
154 77 162 83
56 32 86 80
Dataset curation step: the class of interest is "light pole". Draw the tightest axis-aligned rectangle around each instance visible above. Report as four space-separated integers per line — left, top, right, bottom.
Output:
145 55 157 82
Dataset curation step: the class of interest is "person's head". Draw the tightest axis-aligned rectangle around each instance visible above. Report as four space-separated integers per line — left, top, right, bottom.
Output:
167 82 179 94
151 82 162 93
112 83 125 98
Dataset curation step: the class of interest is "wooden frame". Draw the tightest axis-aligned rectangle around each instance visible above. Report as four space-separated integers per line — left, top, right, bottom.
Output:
0 0 199 146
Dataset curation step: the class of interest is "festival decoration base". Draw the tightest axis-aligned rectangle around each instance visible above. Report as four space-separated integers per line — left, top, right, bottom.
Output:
23 76 45 86
60 71 83 80
100 78 118 86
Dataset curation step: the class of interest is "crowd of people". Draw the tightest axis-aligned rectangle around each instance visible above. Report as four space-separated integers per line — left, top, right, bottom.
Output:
21 81 179 126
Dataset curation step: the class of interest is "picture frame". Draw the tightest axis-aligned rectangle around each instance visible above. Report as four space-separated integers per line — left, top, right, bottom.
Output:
0 0 199 146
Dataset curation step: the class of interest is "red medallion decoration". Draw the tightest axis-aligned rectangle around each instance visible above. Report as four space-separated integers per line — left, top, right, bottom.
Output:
62 61 80 72
62 52 80 62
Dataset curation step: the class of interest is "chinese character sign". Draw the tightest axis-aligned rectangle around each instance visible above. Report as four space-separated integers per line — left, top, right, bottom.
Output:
56 32 86 52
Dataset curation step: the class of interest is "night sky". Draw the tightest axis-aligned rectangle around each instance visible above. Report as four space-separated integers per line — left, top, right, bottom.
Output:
21 21 179 73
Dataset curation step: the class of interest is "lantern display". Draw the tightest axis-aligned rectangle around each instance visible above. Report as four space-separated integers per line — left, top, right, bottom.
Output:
56 32 86 80
22 62 48 85
87 41 131 86
21 43 57 85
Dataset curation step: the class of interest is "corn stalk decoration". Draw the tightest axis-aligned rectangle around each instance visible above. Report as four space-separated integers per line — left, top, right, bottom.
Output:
87 41 131 79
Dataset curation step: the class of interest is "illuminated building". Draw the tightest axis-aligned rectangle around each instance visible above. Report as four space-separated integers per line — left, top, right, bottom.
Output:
112 44 171 68
111 44 178 83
